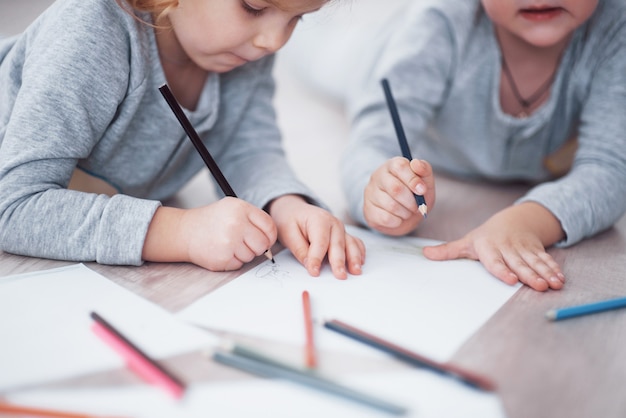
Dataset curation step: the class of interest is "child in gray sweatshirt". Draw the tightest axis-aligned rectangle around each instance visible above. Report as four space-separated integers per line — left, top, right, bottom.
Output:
0 0 365 279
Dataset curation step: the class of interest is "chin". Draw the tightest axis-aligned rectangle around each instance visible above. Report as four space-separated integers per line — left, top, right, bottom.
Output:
519 29 572 48
206 62 244 73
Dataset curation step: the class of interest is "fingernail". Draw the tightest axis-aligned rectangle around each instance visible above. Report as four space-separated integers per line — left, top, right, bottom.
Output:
549 276 561 285
415 184 425 194
557 272 566 282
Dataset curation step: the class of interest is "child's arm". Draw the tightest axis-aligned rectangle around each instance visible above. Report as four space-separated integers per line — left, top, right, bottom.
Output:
142 197 278 272
266 194 365 280
363 158 434 236
423 202 565 291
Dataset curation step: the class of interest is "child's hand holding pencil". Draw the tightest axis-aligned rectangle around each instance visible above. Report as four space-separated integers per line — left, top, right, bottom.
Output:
360 79 435 237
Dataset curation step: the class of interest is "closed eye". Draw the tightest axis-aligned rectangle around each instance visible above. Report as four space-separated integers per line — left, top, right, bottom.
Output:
241 0 265 17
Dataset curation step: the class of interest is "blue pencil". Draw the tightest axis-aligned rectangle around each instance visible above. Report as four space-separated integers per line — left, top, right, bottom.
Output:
545 296 626 321
381 78 428 218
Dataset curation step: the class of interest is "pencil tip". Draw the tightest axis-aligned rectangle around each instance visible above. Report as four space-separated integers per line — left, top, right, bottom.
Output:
419 204 428 219
545 310 556 321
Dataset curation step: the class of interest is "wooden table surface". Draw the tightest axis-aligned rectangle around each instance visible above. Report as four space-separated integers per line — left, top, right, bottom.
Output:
1 173 625 418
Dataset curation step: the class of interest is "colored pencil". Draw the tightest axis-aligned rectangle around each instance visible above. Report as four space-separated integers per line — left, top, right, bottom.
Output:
324 319 496 392
158 83 274 263
546 296 626 321
213 344 407 415
90 311 185 399
380 78 428 218
0 401 126 418
302 290 317 368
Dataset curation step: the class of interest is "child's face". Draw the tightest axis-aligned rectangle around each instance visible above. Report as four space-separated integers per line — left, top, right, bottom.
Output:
167 0 326 73
481 0 598 47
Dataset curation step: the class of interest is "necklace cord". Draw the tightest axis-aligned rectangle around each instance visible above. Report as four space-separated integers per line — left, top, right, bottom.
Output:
501 55 558 111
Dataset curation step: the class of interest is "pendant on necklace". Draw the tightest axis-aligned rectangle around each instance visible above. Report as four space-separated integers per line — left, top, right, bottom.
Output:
517 110 528 118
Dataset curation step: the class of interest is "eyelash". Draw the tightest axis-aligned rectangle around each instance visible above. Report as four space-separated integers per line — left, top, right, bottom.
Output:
241 1 264 17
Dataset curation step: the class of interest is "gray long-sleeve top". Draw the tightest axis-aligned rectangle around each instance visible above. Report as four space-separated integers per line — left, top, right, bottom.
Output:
341 0 626 247
0 0 318 264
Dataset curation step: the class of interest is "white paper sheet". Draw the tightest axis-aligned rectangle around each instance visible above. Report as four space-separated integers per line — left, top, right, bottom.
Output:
6 367 506 418
0 264 216 392
178 226 520 362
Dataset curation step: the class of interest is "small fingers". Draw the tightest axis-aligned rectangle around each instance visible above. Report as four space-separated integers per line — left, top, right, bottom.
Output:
389 157 427 198
423 238 473 261
303 220 334 278
345 234 366 276
325 223 349 280
488 248 564 291
517 250 565 290
247 207 278 251
408 159 433 195
364 190 413 231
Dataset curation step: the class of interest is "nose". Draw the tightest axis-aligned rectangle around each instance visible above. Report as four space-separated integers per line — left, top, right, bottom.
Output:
252 25 292 53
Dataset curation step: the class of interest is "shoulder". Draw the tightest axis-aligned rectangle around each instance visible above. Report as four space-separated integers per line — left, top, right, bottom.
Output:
24 0 150 73
9 0 153 109
586 0 626 44
570 0 626 72
35 0 131 32
23 0 146 58
401 0 483 33
390 0 485 57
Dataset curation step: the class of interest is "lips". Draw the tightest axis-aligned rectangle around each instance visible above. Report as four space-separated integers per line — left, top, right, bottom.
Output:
519 6 564 21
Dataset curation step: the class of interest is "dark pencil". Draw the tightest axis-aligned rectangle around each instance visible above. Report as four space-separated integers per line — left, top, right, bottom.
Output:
380 78 428 218
324 319 496 392
158 84 274 263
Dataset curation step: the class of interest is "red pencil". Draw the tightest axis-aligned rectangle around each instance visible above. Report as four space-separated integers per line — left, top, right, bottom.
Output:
0 401 126 418
302 290 317 368
90 312 186 399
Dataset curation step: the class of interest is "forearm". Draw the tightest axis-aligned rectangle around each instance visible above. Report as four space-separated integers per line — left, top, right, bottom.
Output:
503 202 565 247
266 194 309 220
142 206 188 263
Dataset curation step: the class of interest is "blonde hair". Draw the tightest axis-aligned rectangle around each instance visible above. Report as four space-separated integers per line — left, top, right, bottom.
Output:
115 0 178 27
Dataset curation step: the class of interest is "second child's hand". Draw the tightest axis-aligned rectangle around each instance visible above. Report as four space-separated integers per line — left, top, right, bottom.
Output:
364 157 434 236
422 202 566 291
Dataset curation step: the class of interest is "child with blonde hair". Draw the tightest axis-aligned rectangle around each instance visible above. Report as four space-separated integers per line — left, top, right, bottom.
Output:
0 0 365 279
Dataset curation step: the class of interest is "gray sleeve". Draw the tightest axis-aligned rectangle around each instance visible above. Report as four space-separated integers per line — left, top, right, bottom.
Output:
519 40 626 247
0 1 160 265
341 6 456 227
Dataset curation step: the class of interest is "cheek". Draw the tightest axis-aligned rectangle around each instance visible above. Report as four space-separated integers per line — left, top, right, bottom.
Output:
572 1 599 23
480 1 513 26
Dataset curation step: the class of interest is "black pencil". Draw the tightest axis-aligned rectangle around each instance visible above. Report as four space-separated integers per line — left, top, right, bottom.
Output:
324 319 496 392
158 84 274 263
380 78 428 218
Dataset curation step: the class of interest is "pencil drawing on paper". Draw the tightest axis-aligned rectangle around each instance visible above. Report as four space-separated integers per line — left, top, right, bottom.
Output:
254 261 291 286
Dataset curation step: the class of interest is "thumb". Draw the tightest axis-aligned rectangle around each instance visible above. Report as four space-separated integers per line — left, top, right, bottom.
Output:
423 238 472 261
